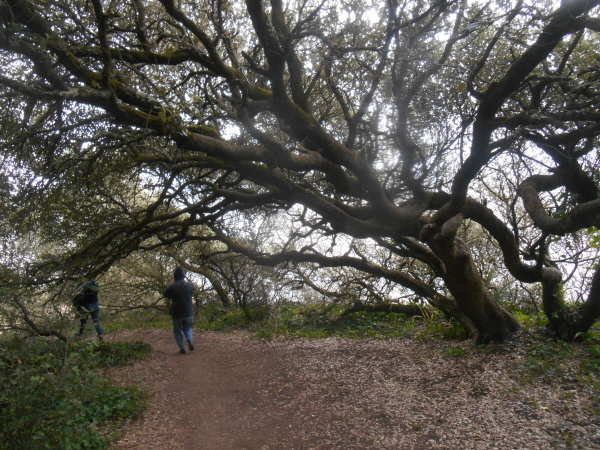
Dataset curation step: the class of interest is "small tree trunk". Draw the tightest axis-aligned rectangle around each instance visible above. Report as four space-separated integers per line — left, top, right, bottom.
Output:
422 215 521 343
198 269 232 308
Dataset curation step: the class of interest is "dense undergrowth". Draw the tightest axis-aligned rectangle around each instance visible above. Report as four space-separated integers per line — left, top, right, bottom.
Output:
196 303 475 340
3 301 600 448
0 339 151 449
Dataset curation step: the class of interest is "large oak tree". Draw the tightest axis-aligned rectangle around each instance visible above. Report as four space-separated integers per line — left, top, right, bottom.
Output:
1 0 600 342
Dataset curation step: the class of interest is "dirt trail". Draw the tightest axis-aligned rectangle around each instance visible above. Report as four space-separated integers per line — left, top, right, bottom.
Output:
110 329 600 449
111 330 317 449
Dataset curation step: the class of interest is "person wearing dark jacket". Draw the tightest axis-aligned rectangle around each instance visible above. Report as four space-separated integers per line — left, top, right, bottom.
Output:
74 279 104 341
164 266 195 354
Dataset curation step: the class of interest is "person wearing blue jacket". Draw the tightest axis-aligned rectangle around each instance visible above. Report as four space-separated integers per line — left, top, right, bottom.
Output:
164 266 195 354
74 279 104 341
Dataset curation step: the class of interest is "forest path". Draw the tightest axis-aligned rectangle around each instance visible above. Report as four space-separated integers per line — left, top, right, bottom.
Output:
110 329 308 449
109 329 599 449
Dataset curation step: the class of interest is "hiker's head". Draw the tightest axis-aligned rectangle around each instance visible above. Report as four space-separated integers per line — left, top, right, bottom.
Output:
82 278 98 291
174 266 186 280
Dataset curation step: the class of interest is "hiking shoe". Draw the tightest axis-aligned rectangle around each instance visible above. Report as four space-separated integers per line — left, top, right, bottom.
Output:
179 348 186 354
188 343 195 351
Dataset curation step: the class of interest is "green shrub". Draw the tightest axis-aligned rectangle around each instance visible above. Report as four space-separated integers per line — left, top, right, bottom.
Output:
582 345 600 373
445 345 469 357
0 339 148 449
89 341 152 367
198 307 250 331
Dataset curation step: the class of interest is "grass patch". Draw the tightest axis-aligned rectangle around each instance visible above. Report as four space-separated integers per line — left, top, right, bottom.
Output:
105 308 172 333
197 307 250 331
197 303 438 340
445 345 469 357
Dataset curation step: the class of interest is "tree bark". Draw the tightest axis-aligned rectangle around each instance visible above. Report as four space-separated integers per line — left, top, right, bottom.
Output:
542 264 600 341
421 215 521 343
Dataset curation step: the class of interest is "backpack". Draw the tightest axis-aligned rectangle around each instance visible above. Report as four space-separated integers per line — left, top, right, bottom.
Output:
72 293 85 307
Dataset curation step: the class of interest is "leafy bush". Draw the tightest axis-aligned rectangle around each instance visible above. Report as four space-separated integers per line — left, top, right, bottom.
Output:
582 345 600 373
198 306 251 331
445 345 469 358
89 341 152 367
0 339 148 449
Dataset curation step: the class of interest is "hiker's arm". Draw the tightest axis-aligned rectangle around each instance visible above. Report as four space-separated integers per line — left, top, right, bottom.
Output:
163 284 175 299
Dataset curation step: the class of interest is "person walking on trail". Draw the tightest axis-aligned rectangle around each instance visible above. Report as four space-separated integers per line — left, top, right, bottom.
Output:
73 279 104 341
164 266 195 354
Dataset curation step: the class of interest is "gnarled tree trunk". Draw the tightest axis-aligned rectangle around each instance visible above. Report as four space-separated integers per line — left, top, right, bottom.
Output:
422 215 521 343
542 265 600 341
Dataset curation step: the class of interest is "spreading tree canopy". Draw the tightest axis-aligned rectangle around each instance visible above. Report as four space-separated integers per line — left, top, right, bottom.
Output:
1 0 600 342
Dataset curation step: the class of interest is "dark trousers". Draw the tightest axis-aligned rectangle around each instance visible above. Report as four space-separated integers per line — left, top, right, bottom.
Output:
77 304 103 338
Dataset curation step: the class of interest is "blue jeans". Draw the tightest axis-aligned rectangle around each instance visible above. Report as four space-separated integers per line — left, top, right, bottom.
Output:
172 317 194 350
78 303 103 338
